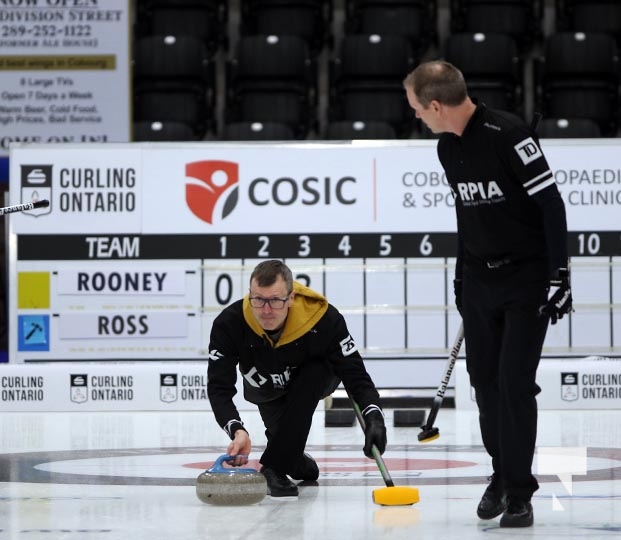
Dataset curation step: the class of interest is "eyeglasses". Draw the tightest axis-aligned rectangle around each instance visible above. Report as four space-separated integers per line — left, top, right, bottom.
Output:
248 295 291 309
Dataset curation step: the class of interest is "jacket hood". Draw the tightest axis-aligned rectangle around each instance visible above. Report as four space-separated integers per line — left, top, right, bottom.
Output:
242 281 329 346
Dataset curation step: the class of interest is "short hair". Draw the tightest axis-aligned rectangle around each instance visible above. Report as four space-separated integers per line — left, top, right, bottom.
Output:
403 60 468 108
250 259 293 293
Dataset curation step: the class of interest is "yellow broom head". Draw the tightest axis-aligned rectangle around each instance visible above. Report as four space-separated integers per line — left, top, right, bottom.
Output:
372 486 420 506
419 431 440 443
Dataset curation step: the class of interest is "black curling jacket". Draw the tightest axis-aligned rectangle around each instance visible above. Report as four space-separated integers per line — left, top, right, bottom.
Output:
207 281 382 438
438 103 568 279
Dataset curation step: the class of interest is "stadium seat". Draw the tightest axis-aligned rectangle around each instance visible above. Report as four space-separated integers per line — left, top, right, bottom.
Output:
221 121 296 140
537 117 603 138
325 120 397 139
450 0 542 55
225 34 317 138
329 34 416 137
556 1 621 45
133 34 214 137
240 0 330 56
345 0 438 59
135 0 226 56
133 90 211 139
535 32 620 136
443 32 523 115
133 121 198 141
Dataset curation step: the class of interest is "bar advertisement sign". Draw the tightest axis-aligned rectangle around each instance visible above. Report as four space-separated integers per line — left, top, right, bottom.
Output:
0 0 131 154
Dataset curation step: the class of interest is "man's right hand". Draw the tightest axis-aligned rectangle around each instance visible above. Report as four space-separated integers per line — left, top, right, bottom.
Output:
227 429 251 466
539 268 573 325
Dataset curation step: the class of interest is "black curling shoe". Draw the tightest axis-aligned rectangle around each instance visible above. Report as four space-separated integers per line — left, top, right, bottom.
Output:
290 453 319 482
477 475 507 520
260 466 299 498
500 498 534 528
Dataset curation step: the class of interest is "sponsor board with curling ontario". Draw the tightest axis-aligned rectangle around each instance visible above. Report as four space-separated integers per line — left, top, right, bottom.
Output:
457 358 621 410
562 368 621 401
12 142 621 235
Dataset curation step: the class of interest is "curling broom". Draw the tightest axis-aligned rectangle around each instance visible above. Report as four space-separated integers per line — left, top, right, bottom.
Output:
348 391 420 506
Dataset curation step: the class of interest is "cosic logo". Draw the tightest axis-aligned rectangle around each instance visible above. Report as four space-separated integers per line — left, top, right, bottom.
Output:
185 160 357 224
248 177 356 206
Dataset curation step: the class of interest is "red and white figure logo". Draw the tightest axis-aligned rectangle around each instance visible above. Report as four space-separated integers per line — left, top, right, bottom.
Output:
185 160 239 224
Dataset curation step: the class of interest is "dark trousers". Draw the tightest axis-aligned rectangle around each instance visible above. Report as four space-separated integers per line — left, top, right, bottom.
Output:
258 361 340 474
463 259 549 501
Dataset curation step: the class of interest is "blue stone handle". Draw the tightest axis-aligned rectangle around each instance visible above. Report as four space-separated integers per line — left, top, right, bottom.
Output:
207 454 257 474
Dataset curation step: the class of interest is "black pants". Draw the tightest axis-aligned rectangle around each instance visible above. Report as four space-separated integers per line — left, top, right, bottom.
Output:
463 258 549 501
258 360 340 475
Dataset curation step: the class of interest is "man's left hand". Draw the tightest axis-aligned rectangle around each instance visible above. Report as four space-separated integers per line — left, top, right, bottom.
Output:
363 410 387 458
539 268 573 325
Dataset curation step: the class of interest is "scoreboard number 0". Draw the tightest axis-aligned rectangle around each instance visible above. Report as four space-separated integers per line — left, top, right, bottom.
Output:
215 274 233 305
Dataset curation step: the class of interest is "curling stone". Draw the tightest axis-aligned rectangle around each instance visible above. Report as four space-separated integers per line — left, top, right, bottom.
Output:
196 454 267 506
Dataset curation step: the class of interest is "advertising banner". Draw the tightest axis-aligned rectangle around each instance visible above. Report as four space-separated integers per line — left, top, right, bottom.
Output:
456 357 621 410
0 0 131 155
8 140 621 237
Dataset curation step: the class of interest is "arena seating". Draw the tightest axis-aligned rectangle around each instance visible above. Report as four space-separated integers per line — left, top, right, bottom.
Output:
131 0 621 141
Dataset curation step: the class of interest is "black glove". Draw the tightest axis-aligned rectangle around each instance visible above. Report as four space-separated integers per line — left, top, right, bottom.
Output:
539 268 573 325
453 278 463 316
363 409 387 458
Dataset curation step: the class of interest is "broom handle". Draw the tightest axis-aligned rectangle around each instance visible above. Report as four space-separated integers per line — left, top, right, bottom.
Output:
349 392 395 488
423 321 464 430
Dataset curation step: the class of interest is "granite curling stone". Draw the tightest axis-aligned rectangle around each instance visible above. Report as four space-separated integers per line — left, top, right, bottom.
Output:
196 454 267 506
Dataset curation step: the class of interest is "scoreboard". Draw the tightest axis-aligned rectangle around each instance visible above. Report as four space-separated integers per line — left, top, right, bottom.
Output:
8 141 621 366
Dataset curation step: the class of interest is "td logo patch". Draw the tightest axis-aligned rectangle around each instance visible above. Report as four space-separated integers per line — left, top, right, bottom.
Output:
340 335 358 356
514 137 542 165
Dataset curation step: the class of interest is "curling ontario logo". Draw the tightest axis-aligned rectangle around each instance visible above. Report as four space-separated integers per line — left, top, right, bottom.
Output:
561 372 579 402
70 374 88 404
20 165 53 216
185 160 239 224
160 373 178 403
